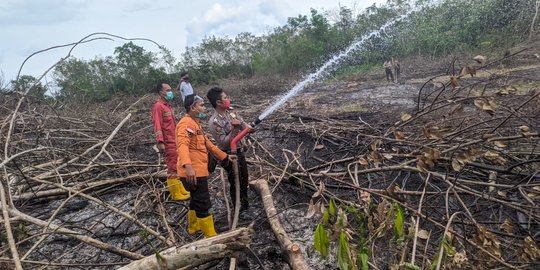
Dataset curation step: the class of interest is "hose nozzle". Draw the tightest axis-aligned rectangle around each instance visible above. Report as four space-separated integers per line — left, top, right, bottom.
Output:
251 118 262 127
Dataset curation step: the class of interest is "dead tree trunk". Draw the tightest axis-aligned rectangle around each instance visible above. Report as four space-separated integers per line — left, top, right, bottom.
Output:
118 227 253 270
251 179 310 270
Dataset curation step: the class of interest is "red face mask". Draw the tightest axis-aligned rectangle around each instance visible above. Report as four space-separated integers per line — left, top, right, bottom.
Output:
221 99 231 109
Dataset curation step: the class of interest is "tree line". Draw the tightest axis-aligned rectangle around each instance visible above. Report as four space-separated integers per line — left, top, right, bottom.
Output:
3 0 537 103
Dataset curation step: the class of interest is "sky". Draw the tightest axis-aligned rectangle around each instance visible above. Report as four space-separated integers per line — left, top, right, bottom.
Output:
0 0 387 86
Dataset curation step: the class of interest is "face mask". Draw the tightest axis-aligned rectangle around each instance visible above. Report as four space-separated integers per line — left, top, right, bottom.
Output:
191 105 206 119
165 91 174 101
196 112 206 119
221 99 231 109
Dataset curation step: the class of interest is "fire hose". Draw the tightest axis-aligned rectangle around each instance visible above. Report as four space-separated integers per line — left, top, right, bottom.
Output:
229 122 254 230
227 119 259 270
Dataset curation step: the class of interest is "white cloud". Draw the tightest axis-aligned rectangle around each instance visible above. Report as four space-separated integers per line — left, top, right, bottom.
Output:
203 3 237 23
186 0 290 45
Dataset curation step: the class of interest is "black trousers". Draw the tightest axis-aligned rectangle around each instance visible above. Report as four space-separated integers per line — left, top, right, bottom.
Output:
385 68 394 82
181 177 211 218
223 151 249 209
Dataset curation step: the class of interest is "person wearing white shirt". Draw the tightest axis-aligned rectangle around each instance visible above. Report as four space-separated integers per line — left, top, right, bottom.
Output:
178 71 194 102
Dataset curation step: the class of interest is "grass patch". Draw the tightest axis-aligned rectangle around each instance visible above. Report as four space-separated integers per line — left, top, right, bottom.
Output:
512 81 540 94
335 102 366 113
326 62 379 82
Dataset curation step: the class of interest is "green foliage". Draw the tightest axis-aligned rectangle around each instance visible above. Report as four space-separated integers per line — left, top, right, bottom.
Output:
314 197 420 269
54 42 176 102
336 209 349 229
404 262 421 270
338 231 353 270
357 229 369 270
329 198 337 216
441 235 456 256
113 42 159 94
393 203 405 242
322 208 330 224
10 75 48 99
430 256 439 270
314 224 330 258
430 235 456 269
331 62 379 81
180 33 259 82
394 0 533 58
358 252 369 270
315 199 371 269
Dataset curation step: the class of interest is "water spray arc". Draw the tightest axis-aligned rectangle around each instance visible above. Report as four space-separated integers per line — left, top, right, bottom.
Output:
228 5 422 241
251 9 418 126
235 7 419 143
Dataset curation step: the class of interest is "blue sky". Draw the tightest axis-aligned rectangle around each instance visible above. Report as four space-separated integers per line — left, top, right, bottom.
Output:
0 0 386 85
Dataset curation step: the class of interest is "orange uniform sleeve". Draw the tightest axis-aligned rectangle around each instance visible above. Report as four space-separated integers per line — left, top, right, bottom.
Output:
151 103 164 142
176 119 193 168
206 135 227 161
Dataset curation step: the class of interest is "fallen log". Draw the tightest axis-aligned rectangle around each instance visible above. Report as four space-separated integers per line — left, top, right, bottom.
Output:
118 226 253 270
250 179 310 270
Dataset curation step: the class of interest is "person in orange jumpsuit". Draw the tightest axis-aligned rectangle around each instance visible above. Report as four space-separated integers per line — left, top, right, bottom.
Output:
151 82 190 201
176 94 234 237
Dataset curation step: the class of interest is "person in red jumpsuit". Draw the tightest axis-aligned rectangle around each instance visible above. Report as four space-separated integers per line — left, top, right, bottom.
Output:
151 82 190 201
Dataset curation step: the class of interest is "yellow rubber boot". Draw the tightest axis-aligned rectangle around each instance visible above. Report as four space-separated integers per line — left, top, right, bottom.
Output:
166 178 190 200
177 180 190 196
198 215 218 238
187 210 200 234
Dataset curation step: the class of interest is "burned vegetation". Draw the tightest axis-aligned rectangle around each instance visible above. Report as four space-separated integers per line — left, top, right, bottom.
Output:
1 48 540 270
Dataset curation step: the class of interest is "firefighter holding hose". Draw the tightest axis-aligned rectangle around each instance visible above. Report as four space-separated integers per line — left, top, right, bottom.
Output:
207 87 253 216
